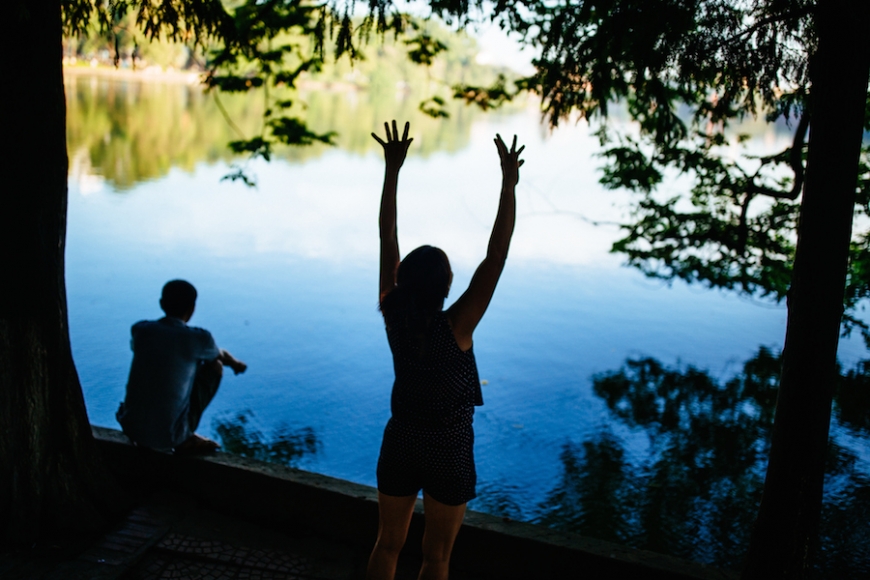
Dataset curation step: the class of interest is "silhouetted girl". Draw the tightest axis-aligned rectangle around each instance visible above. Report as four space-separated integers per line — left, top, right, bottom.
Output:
367 120 524 580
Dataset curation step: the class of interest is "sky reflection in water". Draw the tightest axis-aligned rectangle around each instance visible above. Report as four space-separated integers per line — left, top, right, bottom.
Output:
66 76 869 574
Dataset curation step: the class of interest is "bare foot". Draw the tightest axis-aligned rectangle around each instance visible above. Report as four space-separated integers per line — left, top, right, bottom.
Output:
174 434 220 456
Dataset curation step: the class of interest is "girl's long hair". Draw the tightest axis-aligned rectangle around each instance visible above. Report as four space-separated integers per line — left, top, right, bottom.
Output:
380 246 451 349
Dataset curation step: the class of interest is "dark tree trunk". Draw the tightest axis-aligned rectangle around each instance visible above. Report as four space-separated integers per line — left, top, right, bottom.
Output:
742 1 870 578
0 0 123 544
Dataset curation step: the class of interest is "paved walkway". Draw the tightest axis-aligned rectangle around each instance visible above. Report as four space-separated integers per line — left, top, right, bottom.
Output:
78 493 362 580
4 429 734 580
2 491 481 580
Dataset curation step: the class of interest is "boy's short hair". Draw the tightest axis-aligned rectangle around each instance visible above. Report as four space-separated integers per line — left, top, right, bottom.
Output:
160 280 197 318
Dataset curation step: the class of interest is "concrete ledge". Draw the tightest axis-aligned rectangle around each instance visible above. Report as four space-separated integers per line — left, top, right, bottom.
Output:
93 426 737 580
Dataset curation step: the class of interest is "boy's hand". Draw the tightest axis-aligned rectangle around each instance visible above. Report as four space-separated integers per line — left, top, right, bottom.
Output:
228 360 247 375
220 350 247 375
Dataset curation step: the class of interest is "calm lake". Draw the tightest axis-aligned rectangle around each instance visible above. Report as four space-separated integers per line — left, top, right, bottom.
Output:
65 72 870 575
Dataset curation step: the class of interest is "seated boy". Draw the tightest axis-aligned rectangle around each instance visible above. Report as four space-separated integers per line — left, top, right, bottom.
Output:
117 279 247 454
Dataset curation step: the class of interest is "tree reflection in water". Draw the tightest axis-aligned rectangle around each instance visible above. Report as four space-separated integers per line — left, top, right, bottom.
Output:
212 411 318 468
534 347 870 576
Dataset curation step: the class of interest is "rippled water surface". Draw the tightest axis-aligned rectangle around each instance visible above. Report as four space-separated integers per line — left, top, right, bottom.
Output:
65 73 870 575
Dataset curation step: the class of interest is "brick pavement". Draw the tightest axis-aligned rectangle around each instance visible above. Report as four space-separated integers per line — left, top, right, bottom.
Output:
128 531 313 579
59 495 361 580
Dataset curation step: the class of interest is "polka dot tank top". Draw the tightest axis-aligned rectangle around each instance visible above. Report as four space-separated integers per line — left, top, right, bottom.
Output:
385 310 484 429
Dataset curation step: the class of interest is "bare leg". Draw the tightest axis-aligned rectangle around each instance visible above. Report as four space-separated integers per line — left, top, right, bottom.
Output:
175 359 223 455
188 358 223 432
367 492 417 580
418 492 466 580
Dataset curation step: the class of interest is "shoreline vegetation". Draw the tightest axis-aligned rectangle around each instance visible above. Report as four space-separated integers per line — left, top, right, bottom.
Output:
61 14 523 192
61 15 530 191
62 61 516 190
63 60 201 84
62 13 518 96
62 60 380 93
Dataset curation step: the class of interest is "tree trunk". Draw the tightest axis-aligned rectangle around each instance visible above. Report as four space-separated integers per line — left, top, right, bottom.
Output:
742 1 870 578
0 0 123 545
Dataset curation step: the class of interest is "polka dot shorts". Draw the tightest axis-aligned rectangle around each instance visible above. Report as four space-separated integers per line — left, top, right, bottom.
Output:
376 417 476 506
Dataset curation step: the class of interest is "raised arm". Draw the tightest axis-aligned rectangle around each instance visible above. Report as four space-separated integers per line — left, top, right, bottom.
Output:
373 120 413 303
218 349 247 375
447 134 524 351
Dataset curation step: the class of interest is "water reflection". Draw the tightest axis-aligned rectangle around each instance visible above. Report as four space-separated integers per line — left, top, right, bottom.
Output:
212 411 319 468
64 73 488 190
532 348 869 576
536 432 636 545
836 360 870 434
472 480 527 522
65 76 254 189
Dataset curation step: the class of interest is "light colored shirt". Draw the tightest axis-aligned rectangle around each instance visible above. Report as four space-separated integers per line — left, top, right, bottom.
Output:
117 316 220 450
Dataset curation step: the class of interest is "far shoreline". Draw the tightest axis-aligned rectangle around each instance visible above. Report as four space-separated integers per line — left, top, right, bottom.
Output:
63 62 203 84
62 63 366 93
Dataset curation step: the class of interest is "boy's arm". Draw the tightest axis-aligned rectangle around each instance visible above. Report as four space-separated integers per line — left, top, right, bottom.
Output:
219 349 247 375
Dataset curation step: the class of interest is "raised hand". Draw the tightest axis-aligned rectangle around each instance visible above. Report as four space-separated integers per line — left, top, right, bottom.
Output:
372 120 413 172
219 349 247 375
494 133 525 185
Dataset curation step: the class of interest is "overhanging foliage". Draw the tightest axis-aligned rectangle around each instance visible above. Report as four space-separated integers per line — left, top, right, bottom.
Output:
451 0 870 345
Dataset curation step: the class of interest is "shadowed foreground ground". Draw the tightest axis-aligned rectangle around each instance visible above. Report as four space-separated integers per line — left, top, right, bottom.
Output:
2 490 473 580
0 427 737 580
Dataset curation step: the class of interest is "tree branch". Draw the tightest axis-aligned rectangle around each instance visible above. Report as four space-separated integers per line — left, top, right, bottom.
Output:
788 108 810 198
743 111 809 202
719 6 815 49
746 182 801 201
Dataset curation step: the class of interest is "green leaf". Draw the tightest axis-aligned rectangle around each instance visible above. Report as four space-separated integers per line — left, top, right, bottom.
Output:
228 137 271 161
418 96 449 119
267 117 335 146
404 33 447 67
453 74 517 111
